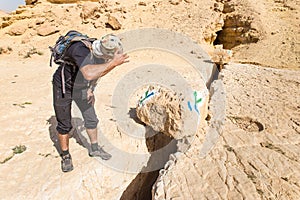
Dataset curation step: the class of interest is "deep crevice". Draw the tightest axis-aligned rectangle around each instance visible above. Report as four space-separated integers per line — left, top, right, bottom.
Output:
120 125 177 200
213 30 223 46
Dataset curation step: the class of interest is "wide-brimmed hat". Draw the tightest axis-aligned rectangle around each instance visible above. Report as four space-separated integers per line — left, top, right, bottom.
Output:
92 34 123 58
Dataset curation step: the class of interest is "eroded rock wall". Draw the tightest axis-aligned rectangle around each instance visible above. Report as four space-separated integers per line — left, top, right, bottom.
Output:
152 64 300 200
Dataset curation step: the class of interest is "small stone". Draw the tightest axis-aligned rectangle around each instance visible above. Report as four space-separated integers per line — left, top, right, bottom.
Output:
15 9 26 15
93 20 103 29
35 18 45 25
25 0 38 5
37 24 59 36
223 2 235 13
169 0 182 5
138 2 147 6
107 15 122 30
80 2 100 21
8 26 26 36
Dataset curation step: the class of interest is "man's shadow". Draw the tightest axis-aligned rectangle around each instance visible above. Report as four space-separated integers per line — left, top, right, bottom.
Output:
47 116 91 156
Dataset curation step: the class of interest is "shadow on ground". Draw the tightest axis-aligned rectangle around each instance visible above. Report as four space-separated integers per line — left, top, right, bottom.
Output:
47 116 91 157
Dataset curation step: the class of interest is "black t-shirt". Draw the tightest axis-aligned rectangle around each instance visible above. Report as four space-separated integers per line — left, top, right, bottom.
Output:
52 41 105 90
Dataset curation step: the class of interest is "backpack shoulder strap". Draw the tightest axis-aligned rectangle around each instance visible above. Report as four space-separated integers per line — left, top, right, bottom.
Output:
69 36 95 51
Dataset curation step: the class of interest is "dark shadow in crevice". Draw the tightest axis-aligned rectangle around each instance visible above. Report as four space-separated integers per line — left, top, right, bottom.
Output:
203 59 214 64
47 116 91 156
128 107 145 126
213 30 223 46
120 125 177 200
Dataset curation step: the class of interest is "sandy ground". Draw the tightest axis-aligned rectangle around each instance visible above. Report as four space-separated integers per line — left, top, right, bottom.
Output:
0 48 207 198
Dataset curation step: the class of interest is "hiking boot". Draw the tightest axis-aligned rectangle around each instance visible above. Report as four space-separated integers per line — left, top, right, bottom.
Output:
61 154 73 172
89 147 112 160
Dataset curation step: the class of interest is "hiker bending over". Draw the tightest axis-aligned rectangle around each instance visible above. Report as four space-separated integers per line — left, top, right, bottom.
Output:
52 32 129 172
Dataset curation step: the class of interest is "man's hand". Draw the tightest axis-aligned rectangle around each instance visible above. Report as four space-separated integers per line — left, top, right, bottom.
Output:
110 51 129 68
87 88 95 105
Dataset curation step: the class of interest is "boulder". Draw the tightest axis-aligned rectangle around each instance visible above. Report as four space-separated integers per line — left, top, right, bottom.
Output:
25 0 38 5
107 15 122 30
210 45 232 70
1 21 12 29
37 24 59 36
8 26 26 36
138 2 147 6
80 2 100 21
136 86 183 139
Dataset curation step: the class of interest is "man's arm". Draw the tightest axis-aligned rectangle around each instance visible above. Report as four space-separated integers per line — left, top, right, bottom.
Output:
80 52 129 81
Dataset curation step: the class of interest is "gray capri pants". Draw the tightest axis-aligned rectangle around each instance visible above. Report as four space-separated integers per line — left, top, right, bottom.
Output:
53 83 99 134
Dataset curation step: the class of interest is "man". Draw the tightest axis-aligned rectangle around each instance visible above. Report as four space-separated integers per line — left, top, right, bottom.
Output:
52 33 129 172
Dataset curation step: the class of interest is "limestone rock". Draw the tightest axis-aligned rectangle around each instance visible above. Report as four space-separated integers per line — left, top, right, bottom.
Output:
152 64 300 200
216 15 260 49
8 26 26 36
138 2 147 6
15 8 28 15
210 45 232 69
1 21 12 29
107 15 122 30
223 2 235 13
0 46 13 54
136 86 183 139
37 24 59 36
80 2 100 21
93 20 104 29
25 0 38 5
169 0 182 5
35 18 45 26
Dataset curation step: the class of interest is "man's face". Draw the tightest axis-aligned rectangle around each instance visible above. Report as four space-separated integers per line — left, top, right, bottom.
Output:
99 54 113 62
92 52 113 62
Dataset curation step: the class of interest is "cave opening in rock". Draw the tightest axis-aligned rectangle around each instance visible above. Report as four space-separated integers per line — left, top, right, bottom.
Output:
213 30 223 46
213 15 259 49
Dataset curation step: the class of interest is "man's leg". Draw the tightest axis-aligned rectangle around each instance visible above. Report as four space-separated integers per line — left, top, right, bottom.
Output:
74 97 111 160
53 84 74 172
57 133 73 172
86 128 111 160
58 133 70 152
86 128 97 144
